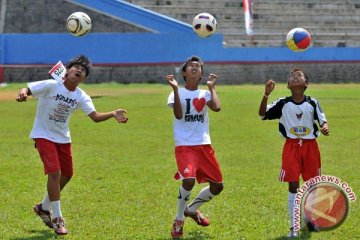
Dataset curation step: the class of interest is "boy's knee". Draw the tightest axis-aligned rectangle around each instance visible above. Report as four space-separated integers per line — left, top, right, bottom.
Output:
182 179 195 191
288 182 299 193
210 183 224 195
48 171 61 181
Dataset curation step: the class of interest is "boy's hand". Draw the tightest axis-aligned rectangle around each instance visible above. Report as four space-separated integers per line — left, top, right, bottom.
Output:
114 109 128 123
321 122 330 136
166 75 178 89
16 88 29 102
265 79 275 96
207 73 217 88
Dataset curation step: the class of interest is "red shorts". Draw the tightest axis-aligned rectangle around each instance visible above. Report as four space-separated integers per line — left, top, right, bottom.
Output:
279 138 321 182
174 145 223 184
34 138 73 176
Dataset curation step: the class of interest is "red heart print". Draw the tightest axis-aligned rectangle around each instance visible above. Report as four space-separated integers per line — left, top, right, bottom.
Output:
193 98 206 112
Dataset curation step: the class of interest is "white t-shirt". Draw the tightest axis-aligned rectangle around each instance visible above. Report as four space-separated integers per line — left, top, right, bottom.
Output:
167 88 212 146
28 79 96 143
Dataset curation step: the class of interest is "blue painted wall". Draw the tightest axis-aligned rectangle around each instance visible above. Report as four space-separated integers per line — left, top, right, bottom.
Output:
1 33 360 66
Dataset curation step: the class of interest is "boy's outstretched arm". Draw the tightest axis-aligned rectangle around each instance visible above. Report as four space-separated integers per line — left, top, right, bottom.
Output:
89 109 128 123
258 79 275 116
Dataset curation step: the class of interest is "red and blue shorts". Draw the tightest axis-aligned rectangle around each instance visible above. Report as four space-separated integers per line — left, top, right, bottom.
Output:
174 145 223 184
279 138 321 182
34 138 73 177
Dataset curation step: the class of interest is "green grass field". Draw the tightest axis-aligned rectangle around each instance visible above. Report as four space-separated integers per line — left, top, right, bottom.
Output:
0 83 359 240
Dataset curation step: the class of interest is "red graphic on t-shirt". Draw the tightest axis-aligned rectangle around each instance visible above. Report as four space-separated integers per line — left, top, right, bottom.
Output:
193 98 206 112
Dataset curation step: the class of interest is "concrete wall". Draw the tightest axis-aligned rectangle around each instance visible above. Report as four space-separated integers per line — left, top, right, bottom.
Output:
125 0 360 47
5 62 360 84
3 0 146 33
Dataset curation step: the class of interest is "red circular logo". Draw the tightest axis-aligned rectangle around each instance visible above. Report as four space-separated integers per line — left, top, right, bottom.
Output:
303 183 349 231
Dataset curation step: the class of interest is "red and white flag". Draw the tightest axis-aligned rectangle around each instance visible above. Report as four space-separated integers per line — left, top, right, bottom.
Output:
242 0 253 36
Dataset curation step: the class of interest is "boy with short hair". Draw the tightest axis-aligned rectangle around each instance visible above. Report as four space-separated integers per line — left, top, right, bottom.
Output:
166 56 224 238
16 55 128 235
258 68 330 237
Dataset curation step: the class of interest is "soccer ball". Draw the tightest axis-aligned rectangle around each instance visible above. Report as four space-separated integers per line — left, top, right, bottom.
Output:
286 28 311 52
192 13 217 38
66 12 92 37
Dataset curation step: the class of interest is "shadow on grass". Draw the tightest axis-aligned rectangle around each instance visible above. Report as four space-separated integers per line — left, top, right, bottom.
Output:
185 229 210 240
90 95 105 99
10 229 57 240
155 229 210 240
273 230 312 239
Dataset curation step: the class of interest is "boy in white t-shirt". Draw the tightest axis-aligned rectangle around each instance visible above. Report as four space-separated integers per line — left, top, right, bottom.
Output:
166 56 223 238
16 55 128 235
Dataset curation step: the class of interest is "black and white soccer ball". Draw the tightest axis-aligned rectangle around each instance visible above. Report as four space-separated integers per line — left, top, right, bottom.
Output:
192 13 217 38
66 12 92 37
